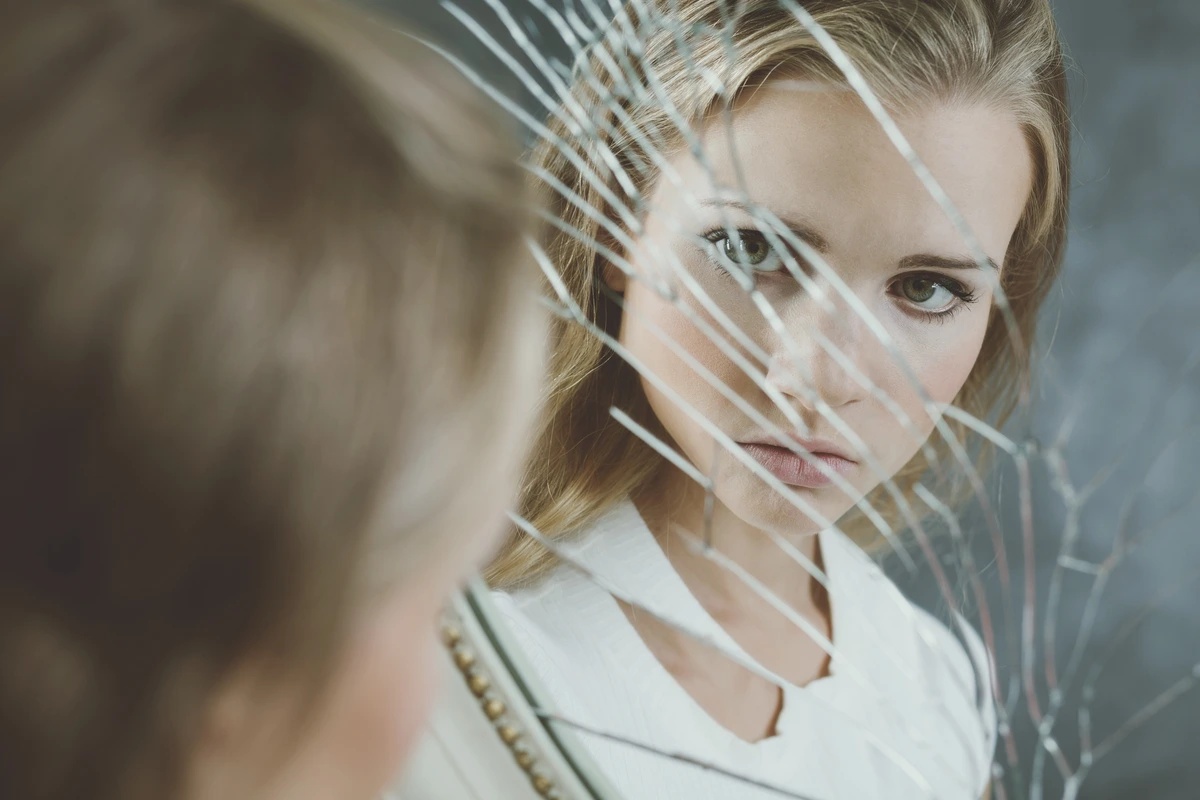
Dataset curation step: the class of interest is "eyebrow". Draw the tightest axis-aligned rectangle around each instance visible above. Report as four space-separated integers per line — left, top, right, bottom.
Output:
701 198 1000 272
898 253 1000 272
699 198 831 253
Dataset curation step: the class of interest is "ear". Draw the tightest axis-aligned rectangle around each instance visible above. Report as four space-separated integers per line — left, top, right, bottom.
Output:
182 663 266 800
594 217 630 293
600 259 627 293
196 665 258 761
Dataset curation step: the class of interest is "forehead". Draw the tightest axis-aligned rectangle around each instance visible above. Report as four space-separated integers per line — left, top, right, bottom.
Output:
649 83 1034 268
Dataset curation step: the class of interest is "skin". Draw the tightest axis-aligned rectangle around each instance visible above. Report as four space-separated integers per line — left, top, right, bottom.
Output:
607 82 1033 752
187 304 544 800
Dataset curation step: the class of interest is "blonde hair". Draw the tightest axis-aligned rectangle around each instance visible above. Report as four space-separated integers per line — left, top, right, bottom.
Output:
488 0 1070 589
0 1 534 798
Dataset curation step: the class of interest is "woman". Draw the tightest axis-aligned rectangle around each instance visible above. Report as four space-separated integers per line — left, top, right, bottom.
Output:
0 1 541 799
489 0 1068 797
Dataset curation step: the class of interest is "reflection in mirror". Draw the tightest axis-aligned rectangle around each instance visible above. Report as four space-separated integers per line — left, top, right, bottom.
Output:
479 2 1050 797
391 0 1200 798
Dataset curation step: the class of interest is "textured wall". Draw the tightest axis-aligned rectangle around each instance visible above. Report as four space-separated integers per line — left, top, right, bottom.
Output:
387 1 1200 797
946 2 1200 797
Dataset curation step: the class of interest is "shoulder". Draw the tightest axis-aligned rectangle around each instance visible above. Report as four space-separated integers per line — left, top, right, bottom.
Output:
824 533 996 790
489 499 649 631
489 565 591 651
908 605 998 791
910 606 995 722
487 558 619 677
825 532 994 731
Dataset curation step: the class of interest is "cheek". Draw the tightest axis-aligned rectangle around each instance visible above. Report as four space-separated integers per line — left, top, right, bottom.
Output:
620 280 759 470
298 589 444 799
910 314 990 405
358 594 444 772
879 317 989 447
917 340 984 404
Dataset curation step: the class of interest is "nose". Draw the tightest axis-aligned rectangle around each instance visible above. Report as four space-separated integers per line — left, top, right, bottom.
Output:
763 289 869 427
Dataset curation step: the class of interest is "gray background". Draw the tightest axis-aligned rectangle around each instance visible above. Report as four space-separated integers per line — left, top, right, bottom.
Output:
388 1 1200 797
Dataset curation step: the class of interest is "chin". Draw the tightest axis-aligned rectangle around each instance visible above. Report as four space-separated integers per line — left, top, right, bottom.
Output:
719 474 857 537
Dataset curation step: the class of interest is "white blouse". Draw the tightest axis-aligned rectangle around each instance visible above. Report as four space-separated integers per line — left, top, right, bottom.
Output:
491 501 996 800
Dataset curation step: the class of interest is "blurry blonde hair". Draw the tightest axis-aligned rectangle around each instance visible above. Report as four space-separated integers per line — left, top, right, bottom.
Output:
0 1 535 798
488 0 1070 589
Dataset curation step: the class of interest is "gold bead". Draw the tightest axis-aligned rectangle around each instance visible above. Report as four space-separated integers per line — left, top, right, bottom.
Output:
514 749 535 771
497 725 521 745
532 773 555 795
453 649 475 671
467 674 490 696
483 698 506 720
442 626 462 647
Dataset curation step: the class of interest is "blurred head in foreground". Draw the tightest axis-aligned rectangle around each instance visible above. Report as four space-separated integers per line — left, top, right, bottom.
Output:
0 1 542 798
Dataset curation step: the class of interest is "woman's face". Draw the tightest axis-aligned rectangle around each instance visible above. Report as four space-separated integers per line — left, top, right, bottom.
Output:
613 83 1034 535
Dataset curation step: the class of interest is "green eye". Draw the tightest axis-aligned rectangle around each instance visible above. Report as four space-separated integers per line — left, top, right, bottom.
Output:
891 272 979 322
705 229 782 276
722 232 772 266
899 275 940 304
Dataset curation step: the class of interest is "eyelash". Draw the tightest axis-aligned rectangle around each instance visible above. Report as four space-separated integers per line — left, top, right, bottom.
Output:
701 228 789 271
891 273 979 324
700 227 979 323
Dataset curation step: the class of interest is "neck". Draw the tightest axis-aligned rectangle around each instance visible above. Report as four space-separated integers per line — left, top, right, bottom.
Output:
633 468 826 622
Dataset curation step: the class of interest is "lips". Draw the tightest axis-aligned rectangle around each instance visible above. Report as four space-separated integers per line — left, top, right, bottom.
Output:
737 436 857 489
